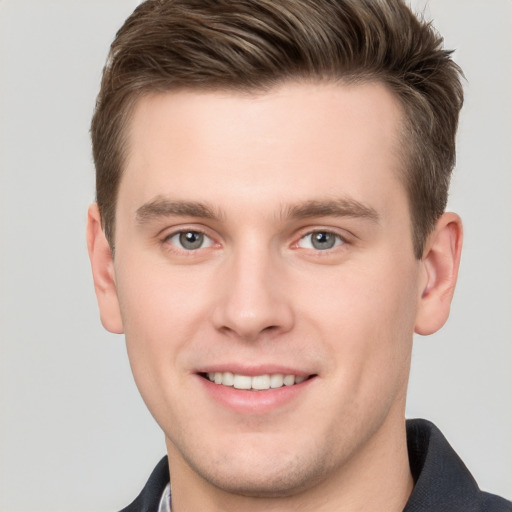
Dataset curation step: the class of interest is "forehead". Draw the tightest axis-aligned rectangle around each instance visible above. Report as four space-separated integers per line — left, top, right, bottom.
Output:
119 81 407 221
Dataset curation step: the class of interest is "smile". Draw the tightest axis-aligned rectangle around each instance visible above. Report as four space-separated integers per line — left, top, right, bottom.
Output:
205 372 308 391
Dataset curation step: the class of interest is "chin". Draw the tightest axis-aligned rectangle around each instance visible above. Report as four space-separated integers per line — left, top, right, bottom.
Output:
197 460 325 498
176 436 337 499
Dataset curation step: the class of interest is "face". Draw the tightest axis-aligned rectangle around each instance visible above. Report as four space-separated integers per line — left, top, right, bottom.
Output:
104 82 426 497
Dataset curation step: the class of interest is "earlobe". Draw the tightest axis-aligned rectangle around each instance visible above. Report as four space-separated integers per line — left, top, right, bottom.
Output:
415 212 463 336
86 203 124 334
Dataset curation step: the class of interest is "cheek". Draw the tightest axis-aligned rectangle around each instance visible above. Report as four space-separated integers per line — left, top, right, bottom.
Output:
298 258 419 383
117 255 213 334
113 259 213 395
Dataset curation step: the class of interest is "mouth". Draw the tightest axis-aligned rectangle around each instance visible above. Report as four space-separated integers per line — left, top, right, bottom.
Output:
200 372 312 391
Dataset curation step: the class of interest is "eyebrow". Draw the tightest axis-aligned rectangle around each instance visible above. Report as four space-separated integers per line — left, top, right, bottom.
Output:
135 196 379 225
283 198 380 223
136 197 221 224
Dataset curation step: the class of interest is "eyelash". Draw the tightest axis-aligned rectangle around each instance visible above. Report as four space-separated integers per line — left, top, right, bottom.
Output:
162 228 216 253
295 229 347 252
161 227 348 256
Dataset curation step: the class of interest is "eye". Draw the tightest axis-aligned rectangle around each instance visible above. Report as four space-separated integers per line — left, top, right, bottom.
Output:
165 230 214 251
297 231 344 251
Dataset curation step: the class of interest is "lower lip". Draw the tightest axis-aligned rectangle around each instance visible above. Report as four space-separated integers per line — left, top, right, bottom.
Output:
197 375 315 414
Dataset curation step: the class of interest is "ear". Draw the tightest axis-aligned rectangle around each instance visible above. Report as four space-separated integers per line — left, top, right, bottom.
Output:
415 212 463 336
86 203 124 334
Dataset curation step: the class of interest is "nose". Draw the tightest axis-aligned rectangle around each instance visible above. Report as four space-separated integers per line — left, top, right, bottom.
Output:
211 245 295 342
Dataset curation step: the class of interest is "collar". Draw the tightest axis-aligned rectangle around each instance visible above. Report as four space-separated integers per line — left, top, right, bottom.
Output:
157 483 171 512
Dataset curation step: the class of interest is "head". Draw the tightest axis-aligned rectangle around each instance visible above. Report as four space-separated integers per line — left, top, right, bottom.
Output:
88 0 464 507
91 0 463 260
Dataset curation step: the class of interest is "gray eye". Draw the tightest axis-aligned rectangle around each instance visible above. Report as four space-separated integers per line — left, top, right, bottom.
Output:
298 231 343 250
311 232 336 250
166 230 214 251
179 231 205 250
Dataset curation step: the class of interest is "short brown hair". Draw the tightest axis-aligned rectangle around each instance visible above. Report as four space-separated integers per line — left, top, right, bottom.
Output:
91 0 463 258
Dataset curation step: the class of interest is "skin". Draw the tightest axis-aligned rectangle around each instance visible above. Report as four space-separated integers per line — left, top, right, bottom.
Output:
88 81 462 512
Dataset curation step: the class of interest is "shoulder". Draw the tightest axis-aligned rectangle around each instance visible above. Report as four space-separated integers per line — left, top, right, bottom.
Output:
405 419 511 512
480 492 512 512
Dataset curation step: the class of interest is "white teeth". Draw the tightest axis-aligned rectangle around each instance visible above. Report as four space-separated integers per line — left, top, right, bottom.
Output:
270 374 284 388
283 374 295 386
222 371 234 386
233 374 252 390
206 372 307 390
251 375 270 390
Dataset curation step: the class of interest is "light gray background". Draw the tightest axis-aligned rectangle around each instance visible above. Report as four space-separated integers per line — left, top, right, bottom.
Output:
1 1 511 510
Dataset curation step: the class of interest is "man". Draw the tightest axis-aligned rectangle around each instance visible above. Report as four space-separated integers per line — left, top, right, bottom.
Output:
86 0 511 510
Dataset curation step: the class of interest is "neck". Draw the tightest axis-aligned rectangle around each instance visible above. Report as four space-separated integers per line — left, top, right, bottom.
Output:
166 412 413 512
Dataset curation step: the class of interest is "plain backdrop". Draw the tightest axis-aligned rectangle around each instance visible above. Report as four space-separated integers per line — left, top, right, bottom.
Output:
1 1 511 510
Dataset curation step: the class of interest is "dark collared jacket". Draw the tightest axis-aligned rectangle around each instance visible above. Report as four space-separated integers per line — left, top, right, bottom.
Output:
119 419 512 512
